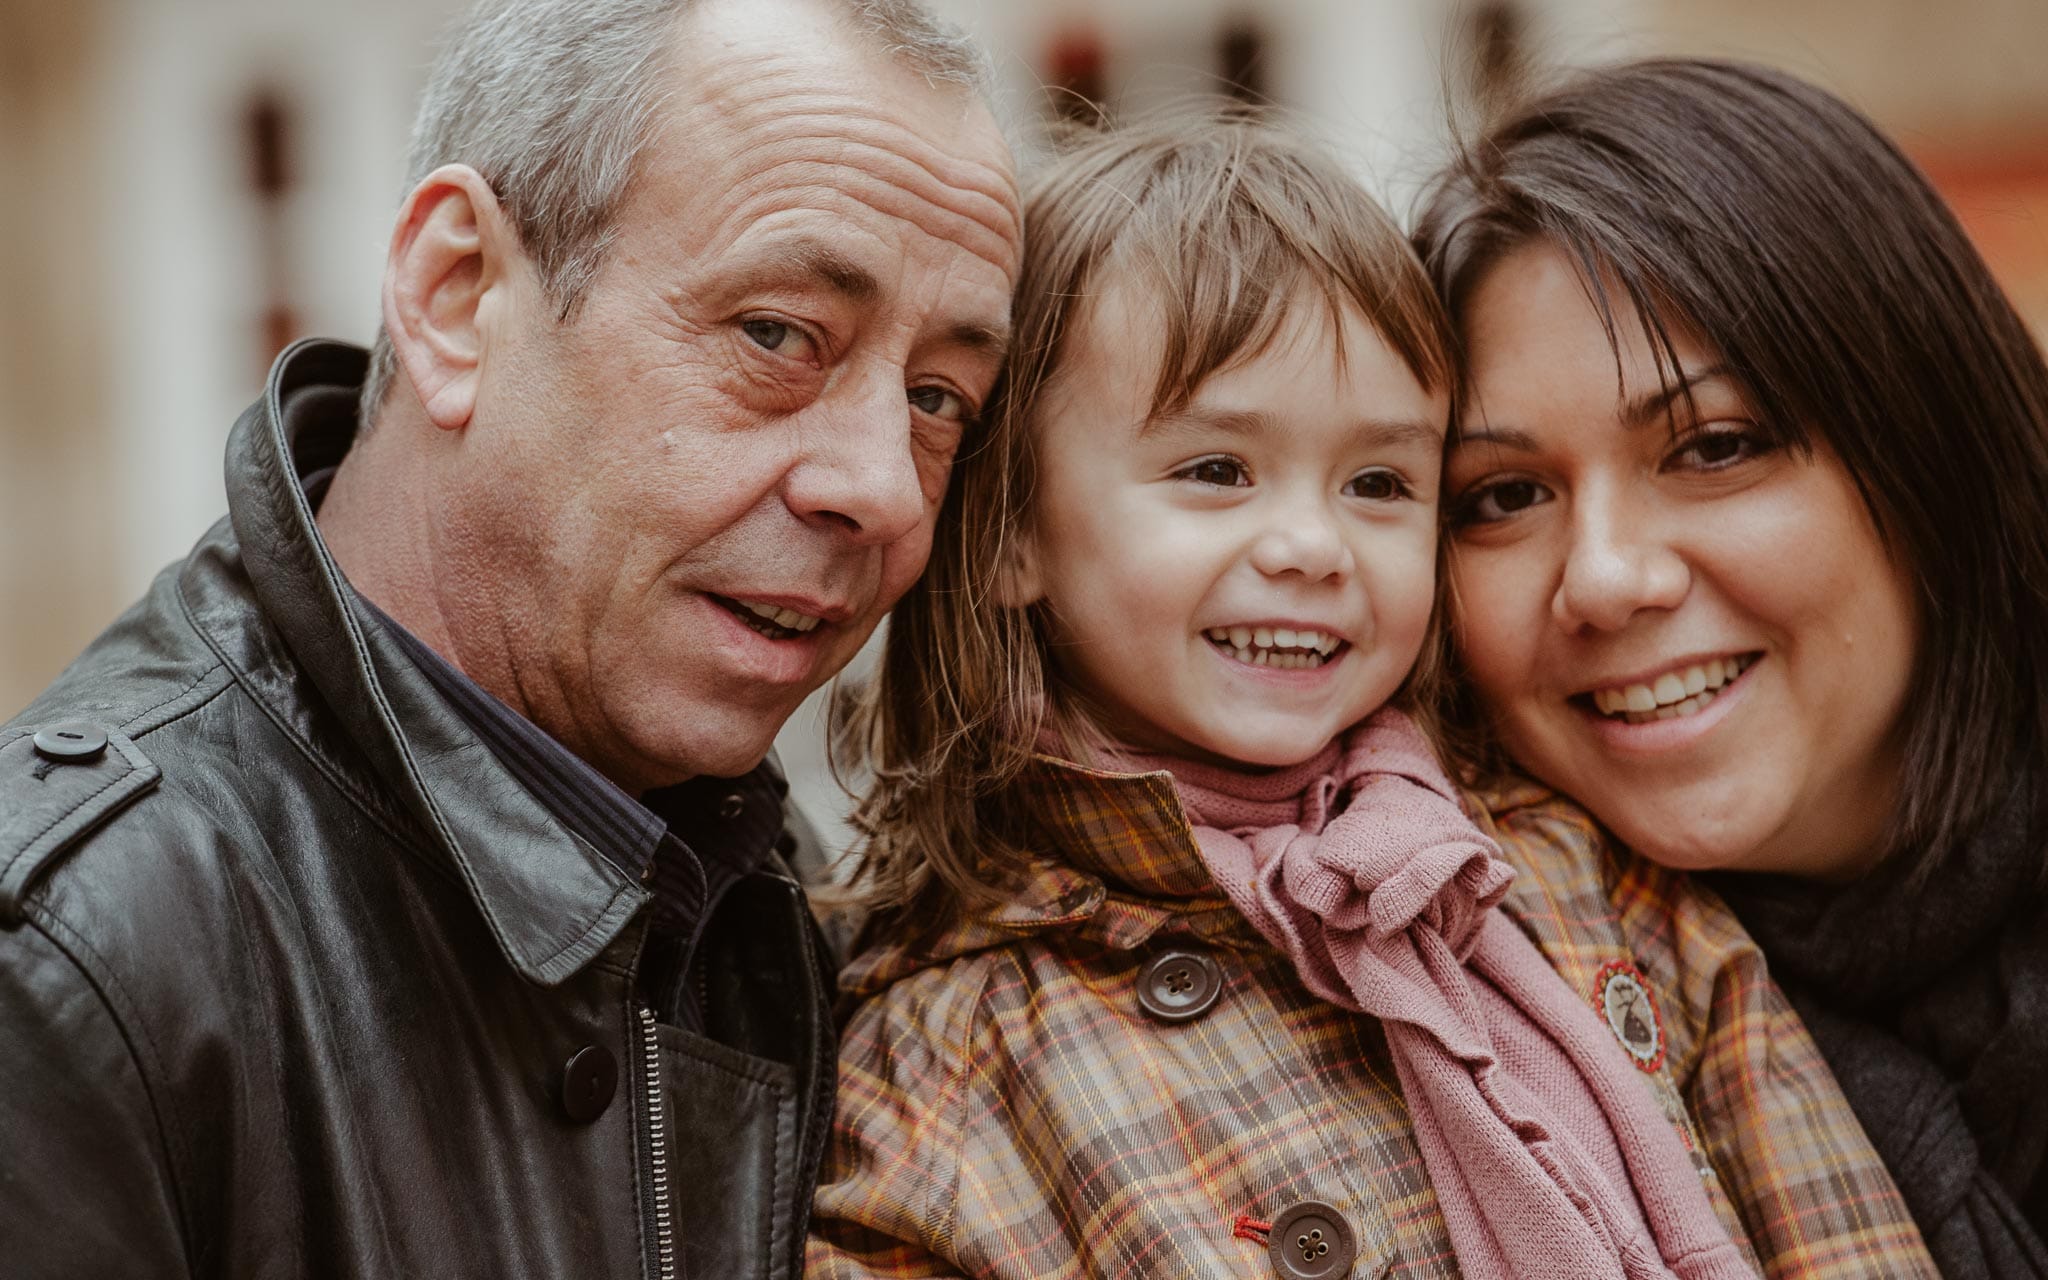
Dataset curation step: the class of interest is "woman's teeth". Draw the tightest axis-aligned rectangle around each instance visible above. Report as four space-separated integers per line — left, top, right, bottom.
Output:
1590 654 1757 723
1204 626 1342 670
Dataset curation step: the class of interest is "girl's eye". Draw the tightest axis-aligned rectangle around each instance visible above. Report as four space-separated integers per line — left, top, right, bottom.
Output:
1176 456 1250 487
740 318 817 361
908 384 970 423
1449 477 1553 526
1345 469 1410 502
1668 426 1772 471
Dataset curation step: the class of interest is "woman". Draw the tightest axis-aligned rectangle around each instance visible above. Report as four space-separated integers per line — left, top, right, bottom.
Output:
1418 58 2048 1278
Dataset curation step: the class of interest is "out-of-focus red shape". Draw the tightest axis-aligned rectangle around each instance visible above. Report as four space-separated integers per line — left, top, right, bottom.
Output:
1045 25 1108 123
1921 147 2048 340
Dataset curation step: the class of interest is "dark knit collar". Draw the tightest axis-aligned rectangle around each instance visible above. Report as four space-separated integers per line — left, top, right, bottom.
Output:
1712 774 2048 1275
1712 777 2043 1012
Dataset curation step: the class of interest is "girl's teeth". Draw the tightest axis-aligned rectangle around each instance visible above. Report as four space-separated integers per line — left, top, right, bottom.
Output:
1204 627 1340 669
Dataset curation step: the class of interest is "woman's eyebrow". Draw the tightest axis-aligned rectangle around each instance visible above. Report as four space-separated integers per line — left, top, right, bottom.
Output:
1620 363 1738 430
1450 423 1541 451
1452 364 1740 449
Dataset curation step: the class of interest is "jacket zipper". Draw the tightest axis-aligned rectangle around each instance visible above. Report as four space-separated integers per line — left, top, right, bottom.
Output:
639 1004 676 1280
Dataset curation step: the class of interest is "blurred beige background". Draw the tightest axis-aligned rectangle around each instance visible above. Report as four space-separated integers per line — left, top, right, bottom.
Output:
6 0 2047 853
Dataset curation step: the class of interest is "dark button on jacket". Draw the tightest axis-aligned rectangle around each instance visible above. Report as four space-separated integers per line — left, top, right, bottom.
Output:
562 1045 619 1123
1268 1200 1359 1279
1137 948 1225 1023
0 341 835 1278
31 721 108 762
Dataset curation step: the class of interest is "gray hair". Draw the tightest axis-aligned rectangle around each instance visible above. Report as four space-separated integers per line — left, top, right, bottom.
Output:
359 0 989 428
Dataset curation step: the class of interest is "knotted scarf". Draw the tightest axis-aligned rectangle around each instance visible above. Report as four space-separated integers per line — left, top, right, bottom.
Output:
1113 709 1753 1280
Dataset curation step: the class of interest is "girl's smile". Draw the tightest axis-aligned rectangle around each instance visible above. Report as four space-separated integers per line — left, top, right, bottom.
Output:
1201 622 1348 671
1010 279 1447 769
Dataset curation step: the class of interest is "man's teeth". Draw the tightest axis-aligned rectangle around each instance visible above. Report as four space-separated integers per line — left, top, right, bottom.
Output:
1203 626 1341 669
1591 654 1756 723
737 599 822 634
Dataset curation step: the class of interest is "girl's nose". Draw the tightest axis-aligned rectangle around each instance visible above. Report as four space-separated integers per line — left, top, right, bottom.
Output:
1248 506 1351 583
1552 490 1689 632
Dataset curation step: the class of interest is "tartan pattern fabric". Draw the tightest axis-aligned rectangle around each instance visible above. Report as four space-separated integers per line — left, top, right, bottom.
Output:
1480 777 1937 1280
807 758 1937 1278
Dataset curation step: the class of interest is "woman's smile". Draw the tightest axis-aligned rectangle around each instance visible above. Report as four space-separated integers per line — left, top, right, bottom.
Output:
1445 243 1918 878
1577 651 1759 724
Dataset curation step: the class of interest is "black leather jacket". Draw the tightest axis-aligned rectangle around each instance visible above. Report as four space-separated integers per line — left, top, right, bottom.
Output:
0 341 834 1278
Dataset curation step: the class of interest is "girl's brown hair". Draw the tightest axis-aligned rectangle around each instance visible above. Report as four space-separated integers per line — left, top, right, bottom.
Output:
1416 58 2048 878
835 110 1455 930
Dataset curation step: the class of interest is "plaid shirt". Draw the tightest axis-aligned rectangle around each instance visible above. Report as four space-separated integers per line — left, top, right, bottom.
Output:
807 759 1935 1278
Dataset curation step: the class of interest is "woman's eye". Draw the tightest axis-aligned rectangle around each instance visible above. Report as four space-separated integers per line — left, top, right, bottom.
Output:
1450 477 1553 526
1345 469 1410 501
908 384 969 423
1176 456 1249 487
740 318 815 360
1669 427 1771 471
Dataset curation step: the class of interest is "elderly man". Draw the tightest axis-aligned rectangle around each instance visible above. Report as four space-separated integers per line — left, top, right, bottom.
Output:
0 0 1017 1275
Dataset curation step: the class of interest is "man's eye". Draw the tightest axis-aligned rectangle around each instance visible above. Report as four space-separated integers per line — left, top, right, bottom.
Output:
1175 456 1249 487
1346 469 1410 501
908 385 969 422
741 318 815 359
1450 477 1552 526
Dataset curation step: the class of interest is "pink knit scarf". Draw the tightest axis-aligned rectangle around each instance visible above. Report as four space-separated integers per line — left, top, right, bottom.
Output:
1116 709 1754 1280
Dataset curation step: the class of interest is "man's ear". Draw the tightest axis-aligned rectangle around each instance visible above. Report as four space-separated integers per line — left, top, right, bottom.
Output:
994 521 1044 608
381 164 522 431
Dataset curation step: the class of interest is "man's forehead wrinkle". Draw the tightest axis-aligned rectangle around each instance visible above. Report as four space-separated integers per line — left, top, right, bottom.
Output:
681 36 1012 185
710 103 1018 239
696 152 1019 279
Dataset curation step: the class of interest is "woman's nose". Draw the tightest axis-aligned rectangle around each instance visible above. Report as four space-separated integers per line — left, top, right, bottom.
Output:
1552 493 1689 632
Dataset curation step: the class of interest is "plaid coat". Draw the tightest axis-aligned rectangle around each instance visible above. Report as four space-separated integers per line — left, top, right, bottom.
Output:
807 759 1935 1278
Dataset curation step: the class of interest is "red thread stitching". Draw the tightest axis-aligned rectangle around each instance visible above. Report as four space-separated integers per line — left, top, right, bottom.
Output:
1232 1214 1273 1244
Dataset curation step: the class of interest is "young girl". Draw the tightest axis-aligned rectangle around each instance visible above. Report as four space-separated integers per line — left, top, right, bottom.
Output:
806 116 1925 1279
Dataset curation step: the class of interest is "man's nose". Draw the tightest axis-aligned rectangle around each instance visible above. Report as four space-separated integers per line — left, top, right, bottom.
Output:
1551 485 1689 632
782 373 930 546
1247 500 1352 583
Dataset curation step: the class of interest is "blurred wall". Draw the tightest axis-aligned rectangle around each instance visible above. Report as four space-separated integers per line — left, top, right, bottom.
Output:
3 0 117 719
5 0 2046 853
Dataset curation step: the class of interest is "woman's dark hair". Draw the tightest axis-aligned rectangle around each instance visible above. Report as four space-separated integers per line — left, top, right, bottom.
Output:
1416 57 2048 875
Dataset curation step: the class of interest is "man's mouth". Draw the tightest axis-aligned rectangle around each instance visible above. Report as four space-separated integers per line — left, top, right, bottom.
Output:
1202 625 1346 670
710 594 825 640
1580 652 1760 724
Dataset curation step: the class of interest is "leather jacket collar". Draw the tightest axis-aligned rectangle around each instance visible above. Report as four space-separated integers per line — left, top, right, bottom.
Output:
187 338 648 986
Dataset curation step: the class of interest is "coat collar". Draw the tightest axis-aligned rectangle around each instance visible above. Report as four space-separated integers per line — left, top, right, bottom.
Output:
183 338 647 987
1010 755 1216 899
838 755 1255 998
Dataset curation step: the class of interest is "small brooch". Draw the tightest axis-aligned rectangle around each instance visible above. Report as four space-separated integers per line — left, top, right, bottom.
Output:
1594 959 1666 1073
